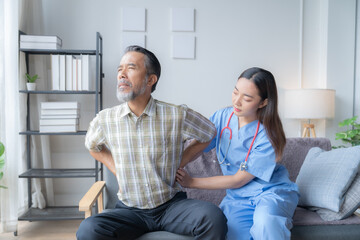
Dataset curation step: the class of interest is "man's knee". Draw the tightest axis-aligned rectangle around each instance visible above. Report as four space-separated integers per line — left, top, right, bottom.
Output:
195 201 228 238
77 210 148 240
206 203 227 227
77 217 99 240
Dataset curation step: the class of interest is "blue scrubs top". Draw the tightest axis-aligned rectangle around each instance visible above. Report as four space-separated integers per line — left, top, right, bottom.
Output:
204 107 298 198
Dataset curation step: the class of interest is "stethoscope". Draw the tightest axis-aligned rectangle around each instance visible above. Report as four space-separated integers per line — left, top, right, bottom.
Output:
216 111 260 171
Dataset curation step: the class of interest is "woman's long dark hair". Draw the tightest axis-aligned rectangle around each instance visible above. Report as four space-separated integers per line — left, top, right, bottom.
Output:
239 67 286 161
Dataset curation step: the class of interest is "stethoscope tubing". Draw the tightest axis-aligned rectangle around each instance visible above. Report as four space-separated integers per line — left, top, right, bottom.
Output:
217 111 260 168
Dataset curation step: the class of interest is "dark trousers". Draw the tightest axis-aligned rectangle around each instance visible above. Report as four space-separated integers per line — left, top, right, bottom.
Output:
76 192 227 240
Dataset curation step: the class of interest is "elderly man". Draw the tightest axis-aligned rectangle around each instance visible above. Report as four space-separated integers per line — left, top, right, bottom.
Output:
76 46 227 240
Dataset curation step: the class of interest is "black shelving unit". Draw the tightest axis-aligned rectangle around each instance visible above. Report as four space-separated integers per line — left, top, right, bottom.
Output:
18 207 84 221
19 169 98 178
19 130 87 135
18 32 104 224
19 90 97 94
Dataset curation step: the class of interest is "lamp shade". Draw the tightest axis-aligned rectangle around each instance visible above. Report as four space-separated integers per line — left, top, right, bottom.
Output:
284 89 335 119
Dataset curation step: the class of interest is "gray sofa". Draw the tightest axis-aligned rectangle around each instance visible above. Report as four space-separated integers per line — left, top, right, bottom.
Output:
81 137 360 239
184 137 360 240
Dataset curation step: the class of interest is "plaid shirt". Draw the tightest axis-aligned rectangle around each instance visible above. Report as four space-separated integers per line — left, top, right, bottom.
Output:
85 97 216 209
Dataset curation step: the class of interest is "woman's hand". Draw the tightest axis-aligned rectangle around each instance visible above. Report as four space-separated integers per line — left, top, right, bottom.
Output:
176 168 193 188
177 166 255 190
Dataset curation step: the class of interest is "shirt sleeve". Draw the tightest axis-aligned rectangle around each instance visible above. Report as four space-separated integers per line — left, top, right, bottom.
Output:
246 131 276 182
85 113 106 152
203 111 220 152
182 107 216 143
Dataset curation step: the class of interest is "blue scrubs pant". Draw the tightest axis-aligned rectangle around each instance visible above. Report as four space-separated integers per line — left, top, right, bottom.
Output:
221 188 299 240
77 192 227 240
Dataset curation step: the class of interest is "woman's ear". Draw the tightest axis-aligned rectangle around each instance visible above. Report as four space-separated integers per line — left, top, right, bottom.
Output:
259 98 268 109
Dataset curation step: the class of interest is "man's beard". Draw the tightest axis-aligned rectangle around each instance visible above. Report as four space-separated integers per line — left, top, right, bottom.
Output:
116 77 148 103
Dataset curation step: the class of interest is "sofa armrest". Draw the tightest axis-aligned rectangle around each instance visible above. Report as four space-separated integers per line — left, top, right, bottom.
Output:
79 181 106 218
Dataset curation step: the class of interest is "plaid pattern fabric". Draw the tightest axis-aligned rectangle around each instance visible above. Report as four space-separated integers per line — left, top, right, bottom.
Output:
85 97 215 209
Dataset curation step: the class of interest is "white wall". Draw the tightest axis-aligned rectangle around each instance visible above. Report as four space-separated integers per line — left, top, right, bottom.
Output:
38 0 301 117
326 0 356 145
21 0 357 205
355 0 360 118
300 0 357 143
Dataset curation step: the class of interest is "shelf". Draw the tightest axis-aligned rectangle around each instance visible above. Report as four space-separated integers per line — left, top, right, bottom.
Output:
18 207 85 221
19 130 87 135
19 168 100 178
19 90 97 94
20 49 98 55
18 31 103 222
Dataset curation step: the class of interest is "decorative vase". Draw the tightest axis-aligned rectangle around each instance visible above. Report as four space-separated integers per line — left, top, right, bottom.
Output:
26 82 36 91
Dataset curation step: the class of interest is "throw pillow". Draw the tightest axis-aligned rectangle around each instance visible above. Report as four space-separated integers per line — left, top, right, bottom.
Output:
315 173 360 221
296 146 360 212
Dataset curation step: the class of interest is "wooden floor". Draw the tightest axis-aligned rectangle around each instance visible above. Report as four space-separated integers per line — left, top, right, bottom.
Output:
0 220 81 240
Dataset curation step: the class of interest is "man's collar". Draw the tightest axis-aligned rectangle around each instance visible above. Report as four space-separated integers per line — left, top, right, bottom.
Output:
142 96 156 117
119 103 132 118
119 96 156 118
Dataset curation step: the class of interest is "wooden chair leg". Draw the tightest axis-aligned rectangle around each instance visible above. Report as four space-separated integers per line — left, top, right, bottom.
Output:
84 210 91 219
98 192 104 213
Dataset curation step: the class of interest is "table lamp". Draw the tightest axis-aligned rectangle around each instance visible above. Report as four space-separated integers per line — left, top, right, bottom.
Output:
284 89 335 137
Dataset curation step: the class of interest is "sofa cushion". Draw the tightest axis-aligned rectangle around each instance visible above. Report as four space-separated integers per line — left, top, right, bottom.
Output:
292 207 360 240
296 146 360 212
293 206 360 226
281 138 331 182
314 173 360 221
184 146 226 205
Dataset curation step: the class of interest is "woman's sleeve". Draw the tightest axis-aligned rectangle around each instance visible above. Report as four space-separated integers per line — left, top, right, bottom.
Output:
203 111 221 152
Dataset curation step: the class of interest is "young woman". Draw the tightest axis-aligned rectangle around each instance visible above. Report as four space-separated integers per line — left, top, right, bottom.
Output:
177 67 299 240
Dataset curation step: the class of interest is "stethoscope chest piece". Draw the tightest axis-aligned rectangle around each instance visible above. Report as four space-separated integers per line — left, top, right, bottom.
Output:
240 161 247 171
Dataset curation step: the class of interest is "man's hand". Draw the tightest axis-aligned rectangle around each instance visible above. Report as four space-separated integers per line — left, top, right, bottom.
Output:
176 168 193 188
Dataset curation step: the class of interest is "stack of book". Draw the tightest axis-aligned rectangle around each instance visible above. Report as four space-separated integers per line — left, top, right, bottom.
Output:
39 102 80 133
51 54 90 91
20 35 62 50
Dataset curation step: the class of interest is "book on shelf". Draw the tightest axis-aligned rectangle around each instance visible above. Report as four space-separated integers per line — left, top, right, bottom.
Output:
77 57 82 91
40 101 80 132
41 101 79 109
81 55 90 91
59 55 66 91
51 55 60 90
72 57 77 90
39 124 78 133
20 35 62 45
49 54 91 92
40 118 79 126
20 41 62 50
65 55 74 91
41 109 79 116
